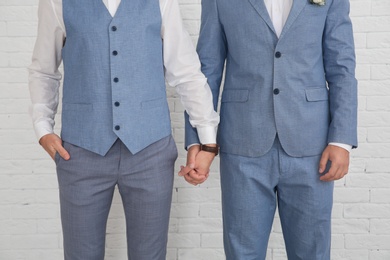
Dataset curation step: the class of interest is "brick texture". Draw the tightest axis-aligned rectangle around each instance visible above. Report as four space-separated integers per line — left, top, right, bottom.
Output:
0 0 389 259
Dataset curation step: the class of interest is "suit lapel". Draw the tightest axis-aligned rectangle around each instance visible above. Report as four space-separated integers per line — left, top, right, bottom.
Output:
279 0 307 39
248 0 277 36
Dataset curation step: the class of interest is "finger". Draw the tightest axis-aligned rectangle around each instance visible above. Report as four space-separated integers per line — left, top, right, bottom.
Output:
194 168 210 177
318 151 329 174
178 165 194 176
187 170 208 182
330 166 348 181
320 164 339 181
183 174 200 186
183 169 208 185
54 143 70 160
42 141 58 160
187 155 196 169
322 154 350 181
178 166 184 176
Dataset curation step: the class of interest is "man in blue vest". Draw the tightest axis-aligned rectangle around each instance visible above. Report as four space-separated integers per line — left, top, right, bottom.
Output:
181 0 357 259
29 0 219 259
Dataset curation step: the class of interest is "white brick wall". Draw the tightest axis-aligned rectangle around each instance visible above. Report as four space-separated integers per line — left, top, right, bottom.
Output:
0 0 389 259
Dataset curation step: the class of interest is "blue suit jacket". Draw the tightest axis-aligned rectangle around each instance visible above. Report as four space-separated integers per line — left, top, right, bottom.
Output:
185 0 358 157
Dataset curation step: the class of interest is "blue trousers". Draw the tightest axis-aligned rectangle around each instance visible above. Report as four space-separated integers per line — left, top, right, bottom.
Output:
220 137 334 260
55 136 177 260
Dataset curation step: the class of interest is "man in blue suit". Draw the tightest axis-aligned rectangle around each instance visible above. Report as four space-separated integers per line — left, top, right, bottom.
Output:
180 0 357 258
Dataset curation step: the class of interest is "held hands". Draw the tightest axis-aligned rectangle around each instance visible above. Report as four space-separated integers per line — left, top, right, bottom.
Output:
319 145 350 181
39 133 70 161
178 144 217 186
179 144 349 183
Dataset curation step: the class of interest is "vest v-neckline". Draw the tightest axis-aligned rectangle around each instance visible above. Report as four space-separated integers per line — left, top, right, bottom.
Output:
99 0 124 19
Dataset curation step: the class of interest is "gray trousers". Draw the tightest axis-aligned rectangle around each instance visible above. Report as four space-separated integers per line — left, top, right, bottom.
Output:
55 135 177 260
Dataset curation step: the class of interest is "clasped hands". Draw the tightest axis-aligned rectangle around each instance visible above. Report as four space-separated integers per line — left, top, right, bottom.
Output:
178 144 350 185
178 144 217 185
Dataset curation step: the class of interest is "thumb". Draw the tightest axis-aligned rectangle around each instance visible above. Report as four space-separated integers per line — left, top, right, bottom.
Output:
179 151 197 176
187 145 200 169
187 153 196 169
178 146 200 176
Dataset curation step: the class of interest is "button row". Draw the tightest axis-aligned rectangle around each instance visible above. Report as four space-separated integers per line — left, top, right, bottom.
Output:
274 51 281 96
112 25 120 132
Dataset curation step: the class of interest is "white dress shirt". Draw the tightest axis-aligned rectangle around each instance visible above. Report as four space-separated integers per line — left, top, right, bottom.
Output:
29 0 219 145
264 0 351 152
264 0 293 38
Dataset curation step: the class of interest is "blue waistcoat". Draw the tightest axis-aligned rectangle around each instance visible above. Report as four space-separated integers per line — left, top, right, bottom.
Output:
61 0 171 156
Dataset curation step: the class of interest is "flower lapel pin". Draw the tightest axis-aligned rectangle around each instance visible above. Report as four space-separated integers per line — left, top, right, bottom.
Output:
310 0 326 6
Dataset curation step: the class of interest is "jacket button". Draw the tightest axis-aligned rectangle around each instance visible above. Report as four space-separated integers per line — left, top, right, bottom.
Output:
114 101 120 107
111 26 117 31
115 125 120 130
112 50 118 56
113 77 119 83
275 51 282 58
273 88 280 95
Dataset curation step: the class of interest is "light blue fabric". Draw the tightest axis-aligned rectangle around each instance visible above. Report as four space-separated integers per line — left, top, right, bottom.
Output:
185 0 358 158
62 0 171 156
58 0 178 259
56 136 177 260
220 137 334 259
185 0 357 259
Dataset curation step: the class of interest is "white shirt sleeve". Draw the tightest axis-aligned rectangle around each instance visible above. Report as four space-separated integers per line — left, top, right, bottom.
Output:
160 0 219 144
329 142 352 152
28 0 65 141
29 0 219 144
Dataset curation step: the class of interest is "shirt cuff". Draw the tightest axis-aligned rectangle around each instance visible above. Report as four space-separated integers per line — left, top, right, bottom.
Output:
34 120 54 142
187 143 200 149
196 125 217 145
329 142 352 153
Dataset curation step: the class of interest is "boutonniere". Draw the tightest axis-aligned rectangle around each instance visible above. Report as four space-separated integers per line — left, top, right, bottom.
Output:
309 0 326 6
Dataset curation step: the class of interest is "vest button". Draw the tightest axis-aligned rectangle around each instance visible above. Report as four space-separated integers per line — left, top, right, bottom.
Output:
275 51 282 58
112 50 118 56
273 88 280 95
113 77 119 83
111 26 117 31
115 125 120 131
114 101 120 107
